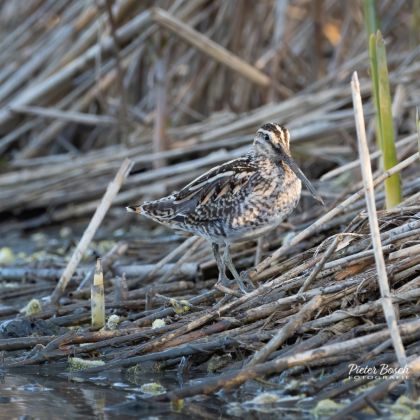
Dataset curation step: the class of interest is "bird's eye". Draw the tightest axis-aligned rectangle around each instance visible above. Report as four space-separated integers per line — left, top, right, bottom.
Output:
264 134 270 141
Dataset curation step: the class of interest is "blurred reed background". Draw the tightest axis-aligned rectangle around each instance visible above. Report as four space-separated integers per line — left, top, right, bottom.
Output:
0 0 418 231
1 4 420 416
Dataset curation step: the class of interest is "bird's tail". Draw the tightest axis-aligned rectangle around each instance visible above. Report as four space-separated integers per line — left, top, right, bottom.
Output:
126 205 142 214
126 195 181 221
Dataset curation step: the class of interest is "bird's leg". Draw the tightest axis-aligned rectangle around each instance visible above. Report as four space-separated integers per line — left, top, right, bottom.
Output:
254 236 264 266
223 244 251 293
212 243 229 286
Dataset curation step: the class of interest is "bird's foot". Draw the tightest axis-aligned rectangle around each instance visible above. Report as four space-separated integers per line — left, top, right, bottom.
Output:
215 276 250 296
232 276 250 295
214 281 242 298
240 269 257 290
237 279 253 294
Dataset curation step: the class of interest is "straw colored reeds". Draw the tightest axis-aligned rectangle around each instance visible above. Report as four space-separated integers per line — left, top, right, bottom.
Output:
0 1 419 417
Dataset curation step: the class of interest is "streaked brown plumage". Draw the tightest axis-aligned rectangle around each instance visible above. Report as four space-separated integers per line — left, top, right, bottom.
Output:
128 123 323 292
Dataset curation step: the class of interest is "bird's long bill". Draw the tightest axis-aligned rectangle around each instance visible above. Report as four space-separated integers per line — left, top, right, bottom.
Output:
281 153 324 205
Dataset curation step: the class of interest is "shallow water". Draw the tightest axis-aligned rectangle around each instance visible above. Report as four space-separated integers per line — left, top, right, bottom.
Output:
0 368 310 419
0 365 254 420
0 369 192 419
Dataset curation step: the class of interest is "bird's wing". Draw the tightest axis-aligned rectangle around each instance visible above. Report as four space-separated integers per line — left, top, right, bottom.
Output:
172 156 257 214
139 156 257 223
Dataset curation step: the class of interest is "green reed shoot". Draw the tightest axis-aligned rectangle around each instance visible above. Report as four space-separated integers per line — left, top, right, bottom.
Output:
363 0 378 36
364 1 401 208
368 29 402 208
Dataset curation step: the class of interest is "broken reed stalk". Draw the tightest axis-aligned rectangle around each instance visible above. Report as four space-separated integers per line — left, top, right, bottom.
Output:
91 258 105 328
50 158 133 304
351 71 409 392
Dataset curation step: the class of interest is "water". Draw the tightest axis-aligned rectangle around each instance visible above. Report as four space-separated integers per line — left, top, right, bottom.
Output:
0 368 311 419
0 369 189 419
0 367 240 420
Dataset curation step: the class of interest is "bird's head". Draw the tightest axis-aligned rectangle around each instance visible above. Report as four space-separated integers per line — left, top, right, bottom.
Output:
254 123 324 205
254 123 290 157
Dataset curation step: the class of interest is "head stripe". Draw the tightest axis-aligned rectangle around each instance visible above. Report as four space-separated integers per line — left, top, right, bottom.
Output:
257 128 274 138
260 123 281 137
256 123 290 151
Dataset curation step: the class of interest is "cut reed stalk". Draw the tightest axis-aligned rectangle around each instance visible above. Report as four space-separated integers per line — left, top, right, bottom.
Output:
91 258 105 329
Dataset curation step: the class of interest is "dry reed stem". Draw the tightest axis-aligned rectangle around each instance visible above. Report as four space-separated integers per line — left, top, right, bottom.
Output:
351 71 409 391
114 262 199 279
142 236 200 281
151 8 271 87
10 104 118 126
50 158 133 304
300 287 420 332
298 234 342 293
153 52 168 169
155 238 204 284
389 244 420 260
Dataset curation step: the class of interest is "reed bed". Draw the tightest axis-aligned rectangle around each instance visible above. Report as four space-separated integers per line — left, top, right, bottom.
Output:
0 0 419 417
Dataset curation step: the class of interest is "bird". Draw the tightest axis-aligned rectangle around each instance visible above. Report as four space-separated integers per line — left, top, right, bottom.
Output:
127 123 323 293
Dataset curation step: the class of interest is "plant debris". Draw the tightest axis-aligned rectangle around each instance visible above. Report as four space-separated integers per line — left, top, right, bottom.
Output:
0 1 419 418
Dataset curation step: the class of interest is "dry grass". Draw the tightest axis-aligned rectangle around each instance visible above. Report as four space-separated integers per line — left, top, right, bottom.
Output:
0 1 419 417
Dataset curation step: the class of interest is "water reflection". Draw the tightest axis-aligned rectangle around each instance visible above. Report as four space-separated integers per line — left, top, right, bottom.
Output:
0 366 314 419
0 369 227 419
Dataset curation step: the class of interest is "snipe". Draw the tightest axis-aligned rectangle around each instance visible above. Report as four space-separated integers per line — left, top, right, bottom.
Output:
128 123 323 293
